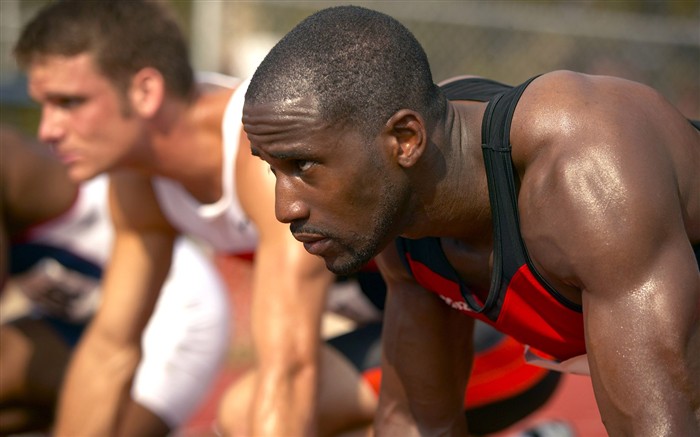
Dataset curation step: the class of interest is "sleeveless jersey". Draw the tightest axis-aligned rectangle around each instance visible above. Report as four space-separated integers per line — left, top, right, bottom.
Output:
396 77 586 362
152 76 258 254
9 175 112 321
397 77 700 365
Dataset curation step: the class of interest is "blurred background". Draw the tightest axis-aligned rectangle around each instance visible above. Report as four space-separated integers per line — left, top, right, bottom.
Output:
1 0 699 134
1 2 696 435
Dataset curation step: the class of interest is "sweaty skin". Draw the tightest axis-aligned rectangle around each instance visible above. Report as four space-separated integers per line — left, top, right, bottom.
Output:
26 52 373 437
244 70 700 436
0 126 77 434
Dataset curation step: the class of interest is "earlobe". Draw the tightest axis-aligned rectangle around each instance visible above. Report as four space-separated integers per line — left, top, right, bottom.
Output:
129 68 165 117
386 109 426 168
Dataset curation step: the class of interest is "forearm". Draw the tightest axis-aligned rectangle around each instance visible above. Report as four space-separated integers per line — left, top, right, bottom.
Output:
375 413 466 437
248 245 332 436
374 393 422 437
375 367 469 437
251 358 319 437
374 261 473 437
56 173 175 436
249 291 325 437
55 325 141 436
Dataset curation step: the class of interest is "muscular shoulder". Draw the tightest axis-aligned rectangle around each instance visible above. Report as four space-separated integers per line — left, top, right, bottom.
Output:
510 71 697 290
511 71 666 157
512 71 698 216
0 126 77 234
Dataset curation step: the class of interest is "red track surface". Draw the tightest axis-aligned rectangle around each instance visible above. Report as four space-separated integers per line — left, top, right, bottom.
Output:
179 255 608 437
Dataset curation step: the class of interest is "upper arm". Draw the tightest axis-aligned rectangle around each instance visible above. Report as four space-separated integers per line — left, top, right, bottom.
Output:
516 72 700 434
94 171 177 346
0 125 76 288
579 170 699 434
579 173 699 434
375 244 474 434
0 125 77 234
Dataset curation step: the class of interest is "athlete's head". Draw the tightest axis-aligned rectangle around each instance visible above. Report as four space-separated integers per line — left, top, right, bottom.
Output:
246 5 444 139
15 0 193 101
243 6 446 274
14 0 194 182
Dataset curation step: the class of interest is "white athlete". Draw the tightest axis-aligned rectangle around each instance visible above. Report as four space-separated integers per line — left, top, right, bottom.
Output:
5 174 230 430
15 3 381 434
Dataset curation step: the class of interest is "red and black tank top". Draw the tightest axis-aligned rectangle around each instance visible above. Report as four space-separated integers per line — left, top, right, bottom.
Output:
396 77 586 360
398 78 700 360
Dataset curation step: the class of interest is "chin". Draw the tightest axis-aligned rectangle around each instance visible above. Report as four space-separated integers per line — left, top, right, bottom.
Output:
67 165 99 183
324 254 371 276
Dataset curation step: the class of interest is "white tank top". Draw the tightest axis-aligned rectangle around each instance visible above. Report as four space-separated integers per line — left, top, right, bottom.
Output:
151 77 258 254
23 174 114 264
12 175 113 321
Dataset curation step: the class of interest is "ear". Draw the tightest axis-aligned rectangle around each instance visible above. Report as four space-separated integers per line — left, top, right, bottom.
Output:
383 109 426 168
128 67 165 118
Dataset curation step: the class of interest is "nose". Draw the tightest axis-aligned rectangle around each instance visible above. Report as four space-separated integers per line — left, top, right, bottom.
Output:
274 176 309 224
37 105 64 145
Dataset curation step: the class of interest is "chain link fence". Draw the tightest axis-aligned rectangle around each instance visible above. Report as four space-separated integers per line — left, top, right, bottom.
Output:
213 1 699 119
2 0 698 131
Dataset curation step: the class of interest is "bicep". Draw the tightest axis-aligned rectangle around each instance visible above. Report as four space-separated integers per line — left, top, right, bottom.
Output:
583 230 700 435
547 156 700 434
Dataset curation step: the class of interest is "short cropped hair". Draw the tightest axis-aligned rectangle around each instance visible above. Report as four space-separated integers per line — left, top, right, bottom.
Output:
246 6 446 138
14 0 194 100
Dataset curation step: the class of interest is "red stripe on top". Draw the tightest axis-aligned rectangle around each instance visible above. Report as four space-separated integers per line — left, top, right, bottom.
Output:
407 256 585 361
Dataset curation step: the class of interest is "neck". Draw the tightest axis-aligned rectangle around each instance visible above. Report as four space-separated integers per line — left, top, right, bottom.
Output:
147 87 229 203
404 101 492 242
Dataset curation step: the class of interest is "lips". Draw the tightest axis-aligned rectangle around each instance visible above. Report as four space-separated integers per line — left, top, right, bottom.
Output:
293 233 331 256
58 153 80 165
49 145 78 164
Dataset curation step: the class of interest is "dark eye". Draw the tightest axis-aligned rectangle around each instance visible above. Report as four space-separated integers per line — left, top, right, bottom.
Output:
54 97 85 109
297 160 314 172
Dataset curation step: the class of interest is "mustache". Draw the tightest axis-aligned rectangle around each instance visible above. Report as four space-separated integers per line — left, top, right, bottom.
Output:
289 221 332 238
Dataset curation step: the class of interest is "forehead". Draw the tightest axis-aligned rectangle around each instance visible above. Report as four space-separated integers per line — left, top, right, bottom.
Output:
28 53 113 98
243 96 333 156
243 96 322 135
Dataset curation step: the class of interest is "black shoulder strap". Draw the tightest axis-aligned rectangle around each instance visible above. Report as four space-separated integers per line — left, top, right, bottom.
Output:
481 76 538 153
474 76 539 320
441 77 512 103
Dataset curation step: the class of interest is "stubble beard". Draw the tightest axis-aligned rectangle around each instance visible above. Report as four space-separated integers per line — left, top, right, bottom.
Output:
325 178 409 275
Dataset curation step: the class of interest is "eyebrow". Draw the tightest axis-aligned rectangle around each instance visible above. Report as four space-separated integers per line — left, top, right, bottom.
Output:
42 92 87 102
251 144 310 161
